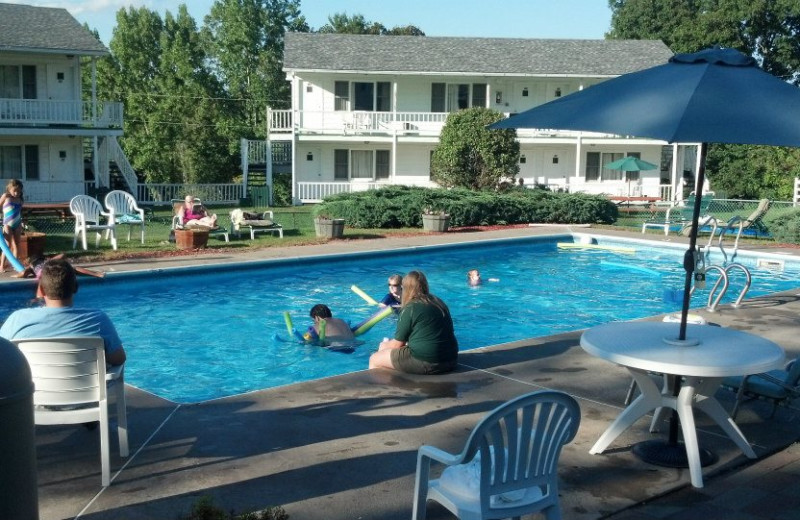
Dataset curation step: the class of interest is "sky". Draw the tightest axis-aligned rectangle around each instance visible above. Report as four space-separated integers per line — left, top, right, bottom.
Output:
7 0 613 46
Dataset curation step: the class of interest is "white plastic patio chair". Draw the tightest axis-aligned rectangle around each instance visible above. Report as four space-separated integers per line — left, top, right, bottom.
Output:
412 390 581 520
12 337 129 487
69 195 117 250
104 190 145 244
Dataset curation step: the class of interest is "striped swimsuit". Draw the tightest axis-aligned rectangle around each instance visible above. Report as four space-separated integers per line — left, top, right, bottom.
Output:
3 199 22 230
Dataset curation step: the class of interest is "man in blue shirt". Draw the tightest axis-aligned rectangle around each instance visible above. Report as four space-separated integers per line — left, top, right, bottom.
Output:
0 258 126 366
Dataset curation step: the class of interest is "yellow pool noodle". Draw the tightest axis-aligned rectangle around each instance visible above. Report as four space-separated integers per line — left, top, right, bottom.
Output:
351 285 379 305
353 306 394 336
283 312 294 336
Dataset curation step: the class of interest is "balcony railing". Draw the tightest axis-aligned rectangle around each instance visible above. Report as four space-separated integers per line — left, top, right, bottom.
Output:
0 99 123 127
267 108 628 139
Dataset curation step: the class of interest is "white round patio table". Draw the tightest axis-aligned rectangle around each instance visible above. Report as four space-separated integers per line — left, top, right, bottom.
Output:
581 321 785 488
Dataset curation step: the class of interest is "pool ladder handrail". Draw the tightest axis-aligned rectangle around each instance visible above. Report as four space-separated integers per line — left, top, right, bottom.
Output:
690 263 752 312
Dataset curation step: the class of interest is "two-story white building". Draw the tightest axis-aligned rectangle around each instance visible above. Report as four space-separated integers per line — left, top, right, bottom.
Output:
0 3 134 203
272 32 699 204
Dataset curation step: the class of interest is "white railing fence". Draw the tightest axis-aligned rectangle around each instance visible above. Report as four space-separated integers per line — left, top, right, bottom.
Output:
137 183 245 205
297 181 390 203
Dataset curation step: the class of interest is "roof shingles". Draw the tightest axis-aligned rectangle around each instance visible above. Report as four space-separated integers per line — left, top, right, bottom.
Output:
0 3 108 56
284 33 673 76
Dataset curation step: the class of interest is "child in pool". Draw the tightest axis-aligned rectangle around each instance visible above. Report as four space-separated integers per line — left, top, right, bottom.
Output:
1 179 24 272
467 269 498 286
379 274 403 309
308 304 355 342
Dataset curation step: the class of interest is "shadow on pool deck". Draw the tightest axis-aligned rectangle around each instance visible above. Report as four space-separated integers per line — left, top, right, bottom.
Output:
23 227 800 519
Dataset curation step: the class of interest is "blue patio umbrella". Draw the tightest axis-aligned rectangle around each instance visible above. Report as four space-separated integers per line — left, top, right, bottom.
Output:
603 156 659 172
492 46 800 340
492 46 800 469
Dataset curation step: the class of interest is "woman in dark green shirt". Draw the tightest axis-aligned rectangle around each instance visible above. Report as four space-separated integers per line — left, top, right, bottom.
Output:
368 270 458 374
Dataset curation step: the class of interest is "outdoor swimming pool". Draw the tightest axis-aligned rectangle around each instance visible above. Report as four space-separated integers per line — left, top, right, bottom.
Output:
1 234 798 403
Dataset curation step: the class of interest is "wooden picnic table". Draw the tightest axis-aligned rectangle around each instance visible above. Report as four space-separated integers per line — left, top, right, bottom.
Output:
23 202 72 220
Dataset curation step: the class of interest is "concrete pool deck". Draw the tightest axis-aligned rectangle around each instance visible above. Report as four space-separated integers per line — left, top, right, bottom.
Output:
5 226 800 520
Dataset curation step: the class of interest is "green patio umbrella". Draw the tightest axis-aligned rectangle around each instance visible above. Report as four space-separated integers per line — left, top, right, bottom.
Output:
604 156 658 194
603 156 659 172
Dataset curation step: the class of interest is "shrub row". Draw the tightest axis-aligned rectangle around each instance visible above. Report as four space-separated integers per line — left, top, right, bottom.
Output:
764 207 800 244
313 186 618 228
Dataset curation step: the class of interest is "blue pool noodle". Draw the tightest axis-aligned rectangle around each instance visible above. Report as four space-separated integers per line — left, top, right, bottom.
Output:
0 233 24 272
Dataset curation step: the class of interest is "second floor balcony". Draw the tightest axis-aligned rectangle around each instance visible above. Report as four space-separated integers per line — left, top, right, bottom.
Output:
0 99 123 128
267 109 629 140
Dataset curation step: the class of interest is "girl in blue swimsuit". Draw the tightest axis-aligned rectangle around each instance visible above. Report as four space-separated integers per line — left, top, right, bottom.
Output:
1 179 24 271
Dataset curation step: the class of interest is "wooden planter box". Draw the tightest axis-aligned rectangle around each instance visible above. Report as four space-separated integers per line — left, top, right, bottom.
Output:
174 228 210 249
18 232 46 261
422 214 450 232
314 218 345 238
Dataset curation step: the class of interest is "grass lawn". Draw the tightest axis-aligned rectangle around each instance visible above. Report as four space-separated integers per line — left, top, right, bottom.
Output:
24 204 423 263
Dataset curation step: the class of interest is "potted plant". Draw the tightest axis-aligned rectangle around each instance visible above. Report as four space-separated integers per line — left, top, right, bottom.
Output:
421 207 450 232
313 214 345 238
174 228 210 249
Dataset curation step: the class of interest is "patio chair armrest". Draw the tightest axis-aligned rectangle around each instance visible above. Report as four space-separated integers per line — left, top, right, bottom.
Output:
106 363 124 382
262 210 275 220
418 444 461 466
747 372 799 393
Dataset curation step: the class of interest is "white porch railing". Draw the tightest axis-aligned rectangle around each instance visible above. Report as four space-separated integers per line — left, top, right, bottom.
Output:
297 181 390 203
0 99 123 127
137 183 245 205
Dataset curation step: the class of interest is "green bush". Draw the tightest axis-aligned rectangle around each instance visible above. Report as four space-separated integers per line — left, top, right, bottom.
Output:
180 496 288 520
272 173 293 207
314 186 617 228
764 207 800 243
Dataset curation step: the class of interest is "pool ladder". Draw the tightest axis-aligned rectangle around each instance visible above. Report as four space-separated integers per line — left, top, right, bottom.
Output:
690 263 752 312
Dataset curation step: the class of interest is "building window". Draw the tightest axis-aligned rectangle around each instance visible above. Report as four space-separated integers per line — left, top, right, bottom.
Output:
0 65 36 99
472 83 487 108
585 152 641 181
334 149 391 180
0 145 38 180
431 83 488 112
376 82 391 112
334 81 349 111
376 150 390 179
334 149 348 179
431 83 446 112
337 81 392 112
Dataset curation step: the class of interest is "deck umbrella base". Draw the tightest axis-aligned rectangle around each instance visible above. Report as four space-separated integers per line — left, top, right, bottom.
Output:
632 439 718 468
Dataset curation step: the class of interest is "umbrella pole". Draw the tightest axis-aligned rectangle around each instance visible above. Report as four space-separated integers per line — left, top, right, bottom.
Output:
678 142 708 341
635 144 718 468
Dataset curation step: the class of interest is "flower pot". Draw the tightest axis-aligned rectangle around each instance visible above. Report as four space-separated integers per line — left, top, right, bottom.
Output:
174 228 210 249
422 214 450 232
315 218 345 238
17 232 46 261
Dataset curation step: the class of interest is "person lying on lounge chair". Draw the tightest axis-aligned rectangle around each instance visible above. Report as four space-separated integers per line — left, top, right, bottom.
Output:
14 253 105 279
177 195 218 228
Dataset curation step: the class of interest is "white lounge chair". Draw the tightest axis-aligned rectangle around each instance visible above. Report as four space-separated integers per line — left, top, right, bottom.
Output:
413 390 581 520
104 190 146 244
13 336 128 487
70 195 117 250
229 209 283 240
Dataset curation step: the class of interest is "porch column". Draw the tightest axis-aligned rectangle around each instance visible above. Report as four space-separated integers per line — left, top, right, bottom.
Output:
574 135 583 179
671 143 680 202
91 58 97 122
290 73 299 205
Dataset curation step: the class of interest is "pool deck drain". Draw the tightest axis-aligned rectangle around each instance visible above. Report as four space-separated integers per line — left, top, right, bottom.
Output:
5 226 800 520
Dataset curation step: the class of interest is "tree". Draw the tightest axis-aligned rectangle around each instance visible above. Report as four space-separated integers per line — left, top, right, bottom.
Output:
204 0 308 137
431 108 519 190
317 12 424 36
608 0 800 198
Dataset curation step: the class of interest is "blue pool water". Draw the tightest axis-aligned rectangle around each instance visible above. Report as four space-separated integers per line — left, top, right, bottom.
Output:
1 235 797 403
